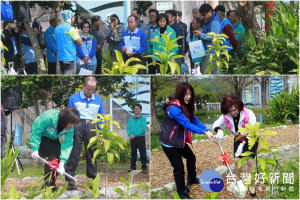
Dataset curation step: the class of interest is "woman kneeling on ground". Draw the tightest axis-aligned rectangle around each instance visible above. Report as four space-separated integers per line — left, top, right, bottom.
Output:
160 82 214 199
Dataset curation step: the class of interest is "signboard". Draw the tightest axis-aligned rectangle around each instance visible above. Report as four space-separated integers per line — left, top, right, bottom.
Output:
156 2 173 12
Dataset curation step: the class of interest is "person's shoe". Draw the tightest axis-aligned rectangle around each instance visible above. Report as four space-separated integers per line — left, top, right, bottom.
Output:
186 177 199 185
249 186 256 197
127 168 135 172
178 189 192 199
67 184 77 191
142 169 147 174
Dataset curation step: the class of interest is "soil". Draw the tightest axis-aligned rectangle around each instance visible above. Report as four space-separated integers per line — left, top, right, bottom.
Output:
150 125 299 198
4 169 149 196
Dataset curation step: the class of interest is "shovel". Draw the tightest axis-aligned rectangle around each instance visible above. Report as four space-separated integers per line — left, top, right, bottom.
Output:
213 138 246 198
37 156 78 182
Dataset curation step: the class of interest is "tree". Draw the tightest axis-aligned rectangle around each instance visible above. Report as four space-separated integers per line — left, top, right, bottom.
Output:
225 1 263 42
1 76 136 117
215 76 254 100
150 76 182 134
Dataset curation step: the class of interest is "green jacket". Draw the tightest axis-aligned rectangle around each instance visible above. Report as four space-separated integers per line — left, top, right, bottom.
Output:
126 114 147 137
233 22 246 49
152 25 178 61
30 109 74 162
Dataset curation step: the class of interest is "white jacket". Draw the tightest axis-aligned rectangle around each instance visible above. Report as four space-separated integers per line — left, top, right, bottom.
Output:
213 108 256 135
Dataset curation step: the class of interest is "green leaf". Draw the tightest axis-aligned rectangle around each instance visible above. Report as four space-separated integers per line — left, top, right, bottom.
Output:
129 193 142 199
257 149 269 154
258 130 278 137
265 159 276 165
107 152 114 165
113 187 125 194
258 157 266 170
103 139 111 153
248 137 257 150
238 156 252 168
167 61 180 75
87 136 99 150
120 177 129 187
211 192 220 199
115 50 124 64
241 151 254 157
259 139 269 149
237 128 250 134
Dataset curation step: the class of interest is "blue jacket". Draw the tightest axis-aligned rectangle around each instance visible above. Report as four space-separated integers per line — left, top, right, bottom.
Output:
170 22 184 55
105 24 126 56
68 90 104 120
220 18 234 52
160 102 207 148
55 22 77 61
21 34 37 64
44 26 57 62
201 13 222 54
76 33 97 66
1 1 13 22
121 28 147 56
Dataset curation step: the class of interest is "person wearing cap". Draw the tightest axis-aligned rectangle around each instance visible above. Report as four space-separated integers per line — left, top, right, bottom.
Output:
65 76 104 190
55 10 82 74
126 104 147 173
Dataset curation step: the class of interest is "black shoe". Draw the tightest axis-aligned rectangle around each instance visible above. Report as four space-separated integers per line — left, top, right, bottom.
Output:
249 186 256 197
178 189 192 199
67 184 77 191
186 177 199 185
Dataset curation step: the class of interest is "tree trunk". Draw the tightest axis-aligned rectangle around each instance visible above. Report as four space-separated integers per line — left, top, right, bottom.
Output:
53 1 63 26
150 78 161 134
33 96 40 118
39 88 53 109
238 1 263 42
261 76 268 109
24 23 46 74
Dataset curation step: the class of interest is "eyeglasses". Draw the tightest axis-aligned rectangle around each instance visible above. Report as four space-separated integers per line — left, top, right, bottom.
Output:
83 26 90 28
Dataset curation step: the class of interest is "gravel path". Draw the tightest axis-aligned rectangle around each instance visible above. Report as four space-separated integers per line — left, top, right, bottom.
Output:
150 125 299 198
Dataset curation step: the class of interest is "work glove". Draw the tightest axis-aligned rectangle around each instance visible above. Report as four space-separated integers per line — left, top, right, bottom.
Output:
31 151 39 159
57 162 65 175
216 130 224 140
235 143 244 157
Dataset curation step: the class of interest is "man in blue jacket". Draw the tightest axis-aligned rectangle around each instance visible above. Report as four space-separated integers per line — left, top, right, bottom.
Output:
65 76 104 190
126 104 147 173
55 10 82 74
45 19 57 74
1 1 13 22
121 15 147 74
194 4 222 74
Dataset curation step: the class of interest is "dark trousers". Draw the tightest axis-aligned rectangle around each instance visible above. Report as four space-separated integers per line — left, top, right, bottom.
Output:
161 144 196 193
130 136 147 170
38 136 61 188
65 122 97 185
95 54 102 74
48 62 57 74
59 61 76 74
25 62 37 74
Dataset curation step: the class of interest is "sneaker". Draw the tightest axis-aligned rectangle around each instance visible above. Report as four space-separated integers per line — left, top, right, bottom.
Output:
127 168 135 172
178 189 192 199
249 186 256 197
186 177 199 185
67 184 77 191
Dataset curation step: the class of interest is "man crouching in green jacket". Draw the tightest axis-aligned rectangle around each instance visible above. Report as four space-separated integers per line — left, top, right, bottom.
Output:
30 107 80 190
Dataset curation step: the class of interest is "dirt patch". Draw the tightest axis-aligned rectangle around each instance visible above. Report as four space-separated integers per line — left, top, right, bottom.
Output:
4 170 149 195
150 125 299 198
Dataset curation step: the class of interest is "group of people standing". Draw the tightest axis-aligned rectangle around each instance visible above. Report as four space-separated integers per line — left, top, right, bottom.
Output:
2 4 246 75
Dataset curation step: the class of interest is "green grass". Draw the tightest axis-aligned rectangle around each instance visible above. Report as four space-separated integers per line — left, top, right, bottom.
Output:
151 133 162 151
8 161 133 178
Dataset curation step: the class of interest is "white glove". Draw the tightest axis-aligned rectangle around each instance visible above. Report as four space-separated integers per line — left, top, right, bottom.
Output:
216 130 224 140
235 143 244 157
57 162 65 175
31 151 39 159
